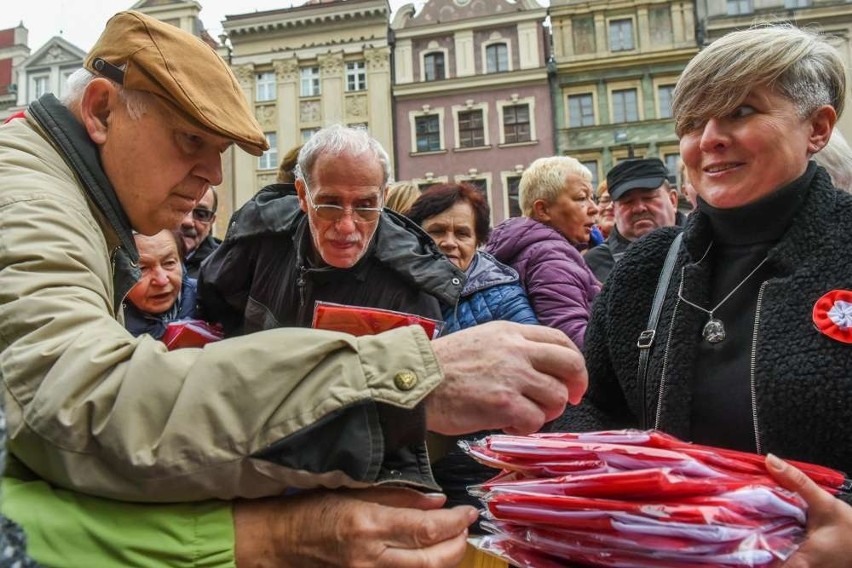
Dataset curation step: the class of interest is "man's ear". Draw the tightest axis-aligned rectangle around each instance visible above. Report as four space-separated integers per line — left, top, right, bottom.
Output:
807 104 837 154
79 78 117 145
295 179 309 213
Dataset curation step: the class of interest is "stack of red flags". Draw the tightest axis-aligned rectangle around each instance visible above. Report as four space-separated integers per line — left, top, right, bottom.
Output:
462 430 849 567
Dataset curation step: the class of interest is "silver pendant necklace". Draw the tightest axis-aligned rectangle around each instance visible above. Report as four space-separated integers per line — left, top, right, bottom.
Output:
677 243 771 344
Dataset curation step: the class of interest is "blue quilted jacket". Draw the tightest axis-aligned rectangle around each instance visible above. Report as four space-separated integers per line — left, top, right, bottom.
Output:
441 250 538 335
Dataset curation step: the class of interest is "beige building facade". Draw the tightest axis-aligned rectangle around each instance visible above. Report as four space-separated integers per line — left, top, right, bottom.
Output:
218 0 394 225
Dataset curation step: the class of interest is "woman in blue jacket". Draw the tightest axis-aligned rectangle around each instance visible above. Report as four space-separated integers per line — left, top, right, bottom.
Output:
408 182 538 527
408 183 538 333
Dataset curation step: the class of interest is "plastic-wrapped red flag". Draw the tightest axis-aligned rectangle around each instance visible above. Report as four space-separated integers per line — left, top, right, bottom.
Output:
311 301 443 338
161 319 223 350
463 430 849 567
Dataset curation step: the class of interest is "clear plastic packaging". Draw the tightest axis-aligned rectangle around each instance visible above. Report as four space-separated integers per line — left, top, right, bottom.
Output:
463 430 849 567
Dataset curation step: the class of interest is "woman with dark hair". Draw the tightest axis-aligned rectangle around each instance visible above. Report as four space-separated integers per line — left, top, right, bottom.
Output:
408 183 538 525
408 182 538 334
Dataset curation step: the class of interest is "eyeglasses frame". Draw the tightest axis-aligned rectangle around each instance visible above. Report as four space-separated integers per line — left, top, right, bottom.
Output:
302 184 384 224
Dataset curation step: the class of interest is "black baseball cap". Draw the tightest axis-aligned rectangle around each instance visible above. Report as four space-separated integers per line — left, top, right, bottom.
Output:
607 158 669 200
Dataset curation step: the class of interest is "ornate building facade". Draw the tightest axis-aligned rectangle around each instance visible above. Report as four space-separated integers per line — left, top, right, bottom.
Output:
549 0 699 187
392 0 553 222
220 0 394 213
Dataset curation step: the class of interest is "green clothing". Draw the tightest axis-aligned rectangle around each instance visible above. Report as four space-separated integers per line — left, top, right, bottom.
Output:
3 478 234 568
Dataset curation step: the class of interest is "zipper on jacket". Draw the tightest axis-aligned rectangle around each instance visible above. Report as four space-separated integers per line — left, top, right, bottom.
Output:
296 267 309 324
653 295 681 429
750 281 767 455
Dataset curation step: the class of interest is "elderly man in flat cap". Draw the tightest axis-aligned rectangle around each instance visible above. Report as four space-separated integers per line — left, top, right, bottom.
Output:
585 158 683 283
0 10 587 567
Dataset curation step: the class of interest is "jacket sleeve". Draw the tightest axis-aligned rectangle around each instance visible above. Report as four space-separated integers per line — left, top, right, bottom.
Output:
547 261 638 434
196 233 256 336
522 241 597 349
491 284 540 326
0 195 442 502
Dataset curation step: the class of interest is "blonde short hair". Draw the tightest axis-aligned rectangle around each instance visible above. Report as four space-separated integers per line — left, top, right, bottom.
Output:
519 156 592 217
673 24 845 137
385 181 422 215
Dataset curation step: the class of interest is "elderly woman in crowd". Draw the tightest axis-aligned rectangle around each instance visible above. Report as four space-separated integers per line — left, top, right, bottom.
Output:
553 24 852 564
485 156 601 349
124 229 196 339
408 182 538 334
407 183 538 521
594 180 615 239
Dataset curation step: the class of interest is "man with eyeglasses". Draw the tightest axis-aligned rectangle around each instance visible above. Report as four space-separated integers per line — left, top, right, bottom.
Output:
0 12 588 568
198 124 461 336
179 186 220 278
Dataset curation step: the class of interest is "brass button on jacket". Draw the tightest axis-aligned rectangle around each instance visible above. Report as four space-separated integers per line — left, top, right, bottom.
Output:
394 370 418 391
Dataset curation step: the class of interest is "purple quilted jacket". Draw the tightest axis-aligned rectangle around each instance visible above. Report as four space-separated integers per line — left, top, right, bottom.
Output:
485 217 601 349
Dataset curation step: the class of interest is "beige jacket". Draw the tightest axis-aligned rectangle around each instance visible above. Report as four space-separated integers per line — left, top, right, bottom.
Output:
0 96 443 502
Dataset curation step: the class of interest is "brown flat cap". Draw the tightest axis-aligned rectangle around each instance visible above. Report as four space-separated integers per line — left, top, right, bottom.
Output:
85 11 268 156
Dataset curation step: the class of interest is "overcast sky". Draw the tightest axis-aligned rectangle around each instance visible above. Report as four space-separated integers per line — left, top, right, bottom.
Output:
0 0 433 54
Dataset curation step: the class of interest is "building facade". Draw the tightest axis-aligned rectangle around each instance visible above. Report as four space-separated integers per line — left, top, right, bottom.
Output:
220 0 394 217
549 0 699 187
392 0 553 223
697 0 852 141
0 24 30 118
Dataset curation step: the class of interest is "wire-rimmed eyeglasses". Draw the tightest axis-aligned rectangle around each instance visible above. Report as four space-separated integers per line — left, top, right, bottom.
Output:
303 186 383 224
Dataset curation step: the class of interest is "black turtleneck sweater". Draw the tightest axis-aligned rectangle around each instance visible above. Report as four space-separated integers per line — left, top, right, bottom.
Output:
688 162 815 451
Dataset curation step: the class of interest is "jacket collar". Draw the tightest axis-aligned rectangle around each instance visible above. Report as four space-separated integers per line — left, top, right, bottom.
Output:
28 94 137 260
28 94 140 308
229 186 465 307
461 250 519 296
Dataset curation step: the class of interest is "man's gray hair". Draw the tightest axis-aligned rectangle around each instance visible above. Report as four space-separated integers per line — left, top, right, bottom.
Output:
61 68 152 120
295 124 391 190
673 24 846 137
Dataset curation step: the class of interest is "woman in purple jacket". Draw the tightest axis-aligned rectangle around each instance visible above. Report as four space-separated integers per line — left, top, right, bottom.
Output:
485 156 601 349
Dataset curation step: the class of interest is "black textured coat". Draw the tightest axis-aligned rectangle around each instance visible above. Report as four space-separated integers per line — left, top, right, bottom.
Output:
552 166 852 479
197 184 464 336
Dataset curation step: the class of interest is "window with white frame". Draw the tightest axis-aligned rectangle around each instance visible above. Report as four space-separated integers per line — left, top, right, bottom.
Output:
300 66 320 97
663 153 679 183
611 88 639 123
423 52 446 81
59 69 75 99
458 109 485 148
467 178 489 205
726 0 753 14
31 74 49 102
502 104 531 144
581 160 599 189
415 115 441 152
506 175 522 217
301 128 320 143
485 43 509 74
568 93 595 127
346 61 366 92
784 0 809 7
657 84 675 119
259 132 278 170
609 19 635 52
256 71 276 102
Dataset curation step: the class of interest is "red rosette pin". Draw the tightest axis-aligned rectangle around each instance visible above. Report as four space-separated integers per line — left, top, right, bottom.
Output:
813 290 852 344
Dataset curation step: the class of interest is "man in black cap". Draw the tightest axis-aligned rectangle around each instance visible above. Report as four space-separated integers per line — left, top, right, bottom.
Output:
585 158 682 282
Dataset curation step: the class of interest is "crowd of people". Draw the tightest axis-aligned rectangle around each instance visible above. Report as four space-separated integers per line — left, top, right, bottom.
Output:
0 9 850 568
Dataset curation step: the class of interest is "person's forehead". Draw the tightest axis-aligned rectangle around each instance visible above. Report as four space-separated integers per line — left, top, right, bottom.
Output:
135 232 179 257
198 189 216 208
